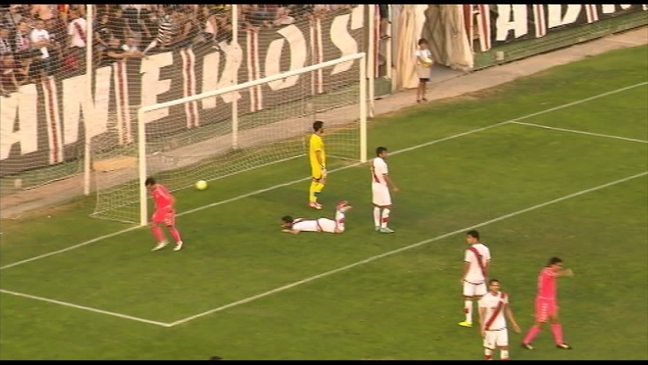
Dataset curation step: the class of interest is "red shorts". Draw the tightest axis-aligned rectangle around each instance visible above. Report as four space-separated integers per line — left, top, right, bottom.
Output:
152 208 175 226
535 298 557 322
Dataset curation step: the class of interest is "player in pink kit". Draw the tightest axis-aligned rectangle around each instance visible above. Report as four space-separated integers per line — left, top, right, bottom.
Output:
145 177 183 252
521 257 574 350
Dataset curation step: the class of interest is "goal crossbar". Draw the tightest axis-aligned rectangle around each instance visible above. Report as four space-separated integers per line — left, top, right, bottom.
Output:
136 52 368 226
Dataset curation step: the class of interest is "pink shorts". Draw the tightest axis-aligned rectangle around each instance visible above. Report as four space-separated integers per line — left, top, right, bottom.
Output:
535 298 557 322
152 209 175 226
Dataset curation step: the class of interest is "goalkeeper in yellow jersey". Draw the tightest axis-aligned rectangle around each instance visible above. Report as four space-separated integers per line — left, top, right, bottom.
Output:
308 120 327 210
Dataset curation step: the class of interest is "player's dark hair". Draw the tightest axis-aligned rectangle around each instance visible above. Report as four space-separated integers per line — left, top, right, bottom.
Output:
466 230 480 240
547 257 563 266
488 279 499 285
144 177 156 186
375 146 388 156
418 38 428 46
281 215 294 224
313 120 324 132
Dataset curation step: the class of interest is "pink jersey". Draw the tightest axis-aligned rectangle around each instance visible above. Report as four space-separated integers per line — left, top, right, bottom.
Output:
150 184 173 210
536 267 557 300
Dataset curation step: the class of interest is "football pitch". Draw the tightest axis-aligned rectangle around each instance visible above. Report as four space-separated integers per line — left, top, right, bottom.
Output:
1 46 647 360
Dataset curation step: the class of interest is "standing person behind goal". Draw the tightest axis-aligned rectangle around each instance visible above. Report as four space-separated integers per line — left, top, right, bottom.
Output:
478 279 521 360
142 6 177 55
459 230 491 328
371 146 399 233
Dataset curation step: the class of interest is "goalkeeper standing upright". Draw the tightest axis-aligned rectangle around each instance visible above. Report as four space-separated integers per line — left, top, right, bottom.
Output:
308 121 327 210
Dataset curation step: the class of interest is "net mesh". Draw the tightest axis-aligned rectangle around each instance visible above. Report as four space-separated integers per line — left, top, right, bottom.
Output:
89 5 366 223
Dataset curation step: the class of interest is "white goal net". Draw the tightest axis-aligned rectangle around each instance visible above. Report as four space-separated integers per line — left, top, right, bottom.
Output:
91 51 367 224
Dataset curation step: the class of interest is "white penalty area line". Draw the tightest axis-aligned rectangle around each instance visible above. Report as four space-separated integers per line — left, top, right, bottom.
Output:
0 289 172 327
0 81 645 272
511 121 648 144
168 170 648 327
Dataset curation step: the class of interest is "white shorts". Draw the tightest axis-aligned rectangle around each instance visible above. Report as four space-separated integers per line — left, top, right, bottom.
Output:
372 183 391 206
318 218 343 233
463 281 487 297
483 329 509 349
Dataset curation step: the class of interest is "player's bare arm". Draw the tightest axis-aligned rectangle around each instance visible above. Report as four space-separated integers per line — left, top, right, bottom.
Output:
478 305 487 337
315 150 324 168
282 228 300 235
505 305 521 333
383 174 399 192
550 268 574 278
461 261 470 284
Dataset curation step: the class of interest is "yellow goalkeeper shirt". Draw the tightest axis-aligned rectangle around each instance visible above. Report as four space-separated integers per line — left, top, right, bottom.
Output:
309 134 325 169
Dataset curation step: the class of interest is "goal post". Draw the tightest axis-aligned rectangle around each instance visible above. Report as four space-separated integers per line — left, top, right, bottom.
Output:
91 52 368 226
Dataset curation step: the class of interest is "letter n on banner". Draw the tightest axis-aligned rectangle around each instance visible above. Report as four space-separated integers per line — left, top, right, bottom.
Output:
113 60 132 145
41 75 64 164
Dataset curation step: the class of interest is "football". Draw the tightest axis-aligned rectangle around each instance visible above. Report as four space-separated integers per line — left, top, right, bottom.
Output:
195 180 208 190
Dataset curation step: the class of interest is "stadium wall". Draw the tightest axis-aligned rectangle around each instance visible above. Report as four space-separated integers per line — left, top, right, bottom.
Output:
469 4 648 69
0 6 367 181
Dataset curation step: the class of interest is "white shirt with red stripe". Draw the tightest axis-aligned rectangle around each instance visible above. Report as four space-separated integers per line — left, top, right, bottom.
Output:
67 17 87 48
464 243 491 283
371 157 389 186
479 291 508 331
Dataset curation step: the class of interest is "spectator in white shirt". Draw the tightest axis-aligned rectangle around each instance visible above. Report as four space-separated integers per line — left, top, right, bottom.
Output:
121 36 141 53
66 8 87 72
29 19 52 77
67 8 87 49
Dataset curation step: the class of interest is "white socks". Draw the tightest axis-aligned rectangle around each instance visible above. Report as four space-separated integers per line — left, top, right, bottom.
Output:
464 300 473 323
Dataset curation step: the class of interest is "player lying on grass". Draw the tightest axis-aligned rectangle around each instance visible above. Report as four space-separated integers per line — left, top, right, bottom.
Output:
281 201 352 234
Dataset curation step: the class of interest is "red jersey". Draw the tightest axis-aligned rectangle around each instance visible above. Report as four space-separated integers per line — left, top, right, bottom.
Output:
150 184 173 211
536 267 557 301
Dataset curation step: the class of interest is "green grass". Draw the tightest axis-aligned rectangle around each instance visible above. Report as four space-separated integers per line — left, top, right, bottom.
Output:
1 46 647 360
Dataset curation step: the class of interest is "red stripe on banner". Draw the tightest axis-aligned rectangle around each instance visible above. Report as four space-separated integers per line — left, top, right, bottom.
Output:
246 30 255 112
181 48 198 129
476 5 491 52
114 61 129 145
374 5 380 78
42 77 62 164
463 5 473 51
534 4 546 38
309 22 316 96
254 31 262 111
316 18 323 94
188 49 199 127
585 4 599 23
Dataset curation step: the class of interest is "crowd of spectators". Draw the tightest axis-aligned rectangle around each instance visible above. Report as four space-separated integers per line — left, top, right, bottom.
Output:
0 5 355 97
0 4 356 97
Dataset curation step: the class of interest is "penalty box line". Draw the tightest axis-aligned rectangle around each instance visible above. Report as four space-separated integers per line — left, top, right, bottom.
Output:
0 288 172 327
1 82 644 272
167 170 648 327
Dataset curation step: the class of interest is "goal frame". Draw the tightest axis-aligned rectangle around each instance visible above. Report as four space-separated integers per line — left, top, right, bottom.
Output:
135 52 368 226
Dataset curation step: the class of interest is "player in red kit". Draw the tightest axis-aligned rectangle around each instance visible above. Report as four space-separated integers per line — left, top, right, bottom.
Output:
145 177 183 252
521 257 574 350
